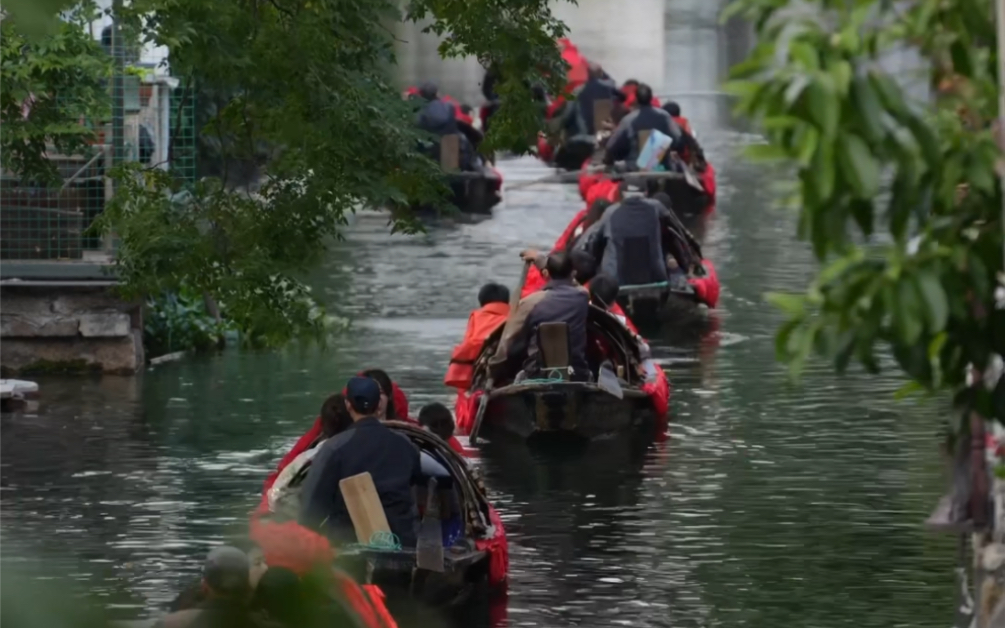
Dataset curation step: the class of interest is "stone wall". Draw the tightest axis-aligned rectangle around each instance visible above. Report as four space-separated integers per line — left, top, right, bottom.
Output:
0 285 143 375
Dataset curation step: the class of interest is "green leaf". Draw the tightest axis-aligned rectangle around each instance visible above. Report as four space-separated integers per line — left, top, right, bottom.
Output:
766 291 807 317
850 75 884 142
831 60 852 97
915 270 949 332
784 74 811 107
893 380 925 400
804 77 838 139
790 41 820 70
893 277 923 344
744 142 790 162
837 134 880 198
808 137 835 200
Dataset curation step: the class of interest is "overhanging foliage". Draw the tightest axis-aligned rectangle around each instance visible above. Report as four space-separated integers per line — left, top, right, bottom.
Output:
2 0 571 346
724 0 1005 419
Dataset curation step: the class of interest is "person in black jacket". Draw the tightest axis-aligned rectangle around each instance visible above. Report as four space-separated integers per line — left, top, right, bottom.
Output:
415 81 477 170
559 63 620 140
298 377 422 547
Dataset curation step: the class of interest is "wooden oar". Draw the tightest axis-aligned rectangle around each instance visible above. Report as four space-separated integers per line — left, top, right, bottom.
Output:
506 167 687 191
468 259 532 445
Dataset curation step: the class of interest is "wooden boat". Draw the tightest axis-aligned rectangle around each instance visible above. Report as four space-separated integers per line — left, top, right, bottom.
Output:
260 421 504 607
617 279 711 330
409 134 502 217
443 169 502 216
466 304 663 443
620 161 714 218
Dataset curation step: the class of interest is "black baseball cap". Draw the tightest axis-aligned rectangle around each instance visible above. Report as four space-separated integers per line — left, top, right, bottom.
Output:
345 376 381 414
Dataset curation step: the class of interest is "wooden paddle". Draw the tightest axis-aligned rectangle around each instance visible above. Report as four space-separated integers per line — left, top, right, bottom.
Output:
468 259 532 444
505 166 686 191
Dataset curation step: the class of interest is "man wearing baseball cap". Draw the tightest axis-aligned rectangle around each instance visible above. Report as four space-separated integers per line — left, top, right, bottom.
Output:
156 546 258 628
298 376 422 547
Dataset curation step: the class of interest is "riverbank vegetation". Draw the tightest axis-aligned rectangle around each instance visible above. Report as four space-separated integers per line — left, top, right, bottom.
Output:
725 0 1004 423
2 0 570 347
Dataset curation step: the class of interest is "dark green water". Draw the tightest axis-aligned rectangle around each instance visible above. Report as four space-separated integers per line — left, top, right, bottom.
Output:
1 130 959 626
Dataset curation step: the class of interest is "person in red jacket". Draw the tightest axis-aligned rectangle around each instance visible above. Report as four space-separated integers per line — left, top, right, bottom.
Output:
444 282 511 390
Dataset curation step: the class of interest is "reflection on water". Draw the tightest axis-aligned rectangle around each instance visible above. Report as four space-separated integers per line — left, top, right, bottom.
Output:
1 2 958 627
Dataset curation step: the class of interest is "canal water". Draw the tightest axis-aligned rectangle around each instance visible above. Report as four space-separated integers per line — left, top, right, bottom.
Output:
1 11 960 628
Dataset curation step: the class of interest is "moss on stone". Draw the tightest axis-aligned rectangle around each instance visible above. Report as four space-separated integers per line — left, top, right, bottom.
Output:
15 359 102 376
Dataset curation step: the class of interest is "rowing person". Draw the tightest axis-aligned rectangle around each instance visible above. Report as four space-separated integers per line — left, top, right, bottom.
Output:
604 84 682 166
489 252 591 383
415 81 478 171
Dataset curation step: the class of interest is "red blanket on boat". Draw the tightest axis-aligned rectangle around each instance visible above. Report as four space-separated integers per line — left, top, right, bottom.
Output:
700 163 717 212
690 259 720 309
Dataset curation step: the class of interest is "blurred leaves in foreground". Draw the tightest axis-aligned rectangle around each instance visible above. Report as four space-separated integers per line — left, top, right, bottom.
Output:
1 565 119 628
725 0 1005 422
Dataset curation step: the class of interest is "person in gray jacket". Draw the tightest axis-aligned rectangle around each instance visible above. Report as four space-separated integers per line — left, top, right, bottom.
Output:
577 188 695 289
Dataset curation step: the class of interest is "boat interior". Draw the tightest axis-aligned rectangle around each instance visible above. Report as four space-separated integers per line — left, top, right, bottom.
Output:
471 304 648 391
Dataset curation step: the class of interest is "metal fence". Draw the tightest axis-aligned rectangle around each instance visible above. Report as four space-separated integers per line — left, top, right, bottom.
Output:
0 28 194 265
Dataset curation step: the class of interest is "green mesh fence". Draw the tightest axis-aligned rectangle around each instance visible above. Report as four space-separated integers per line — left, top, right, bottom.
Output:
0 24 195 264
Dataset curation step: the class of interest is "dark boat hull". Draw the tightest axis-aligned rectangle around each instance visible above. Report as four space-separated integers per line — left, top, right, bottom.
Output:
552 138 598 171
662 177 711 219
409 172 501 217
617 283 709 329
481 381 655 442
337 545 491 607
447 172 501 215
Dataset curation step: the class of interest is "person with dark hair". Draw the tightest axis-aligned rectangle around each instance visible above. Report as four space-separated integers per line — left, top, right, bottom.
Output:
360 369 395 421
587 273 651 365
418 403 456 442
604 82 681 166
488 251 590 382
569 249 598 286
319 393 352 439
299 377 422 547
445 283 512 390
478 282 510 307
588 273 620 311
662 100 694 137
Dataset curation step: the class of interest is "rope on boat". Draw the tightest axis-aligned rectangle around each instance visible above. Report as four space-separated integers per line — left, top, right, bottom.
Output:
519 376 567 385
344 531 402 552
